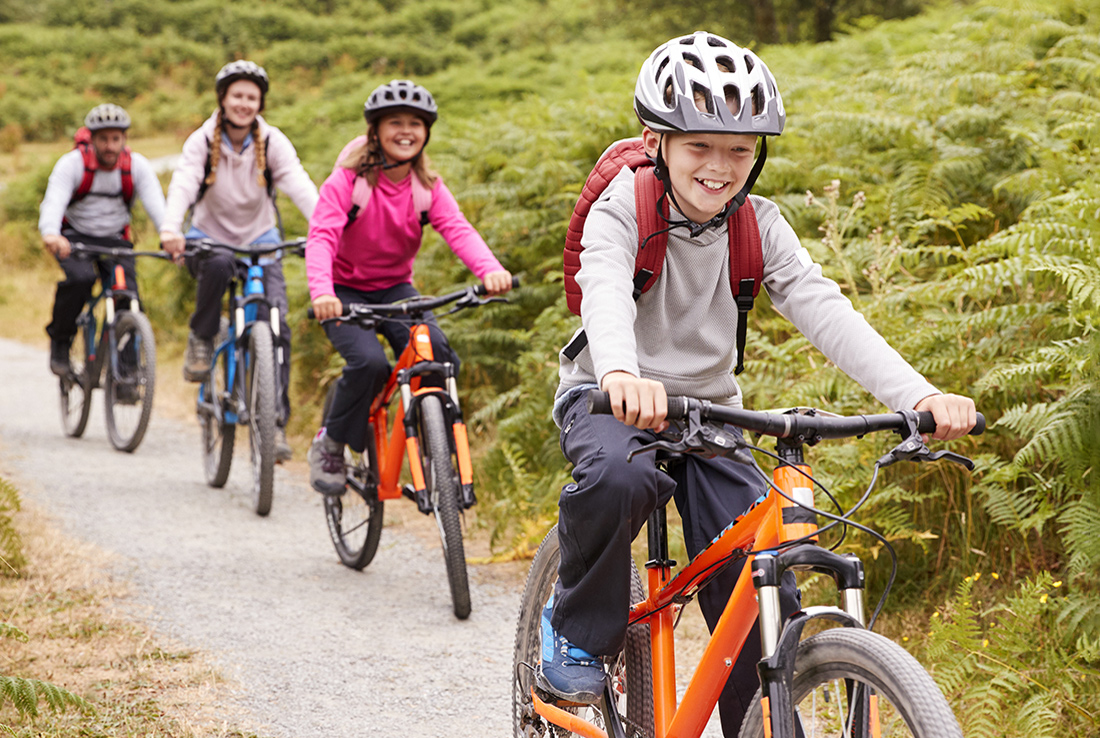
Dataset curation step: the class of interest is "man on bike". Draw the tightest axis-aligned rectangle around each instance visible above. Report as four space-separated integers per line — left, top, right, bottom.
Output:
39 103 167 377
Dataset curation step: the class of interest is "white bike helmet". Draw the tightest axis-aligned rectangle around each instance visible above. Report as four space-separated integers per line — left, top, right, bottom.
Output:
215 60 270 98
84 104 131 132
634 31 785 136
364 80 439 126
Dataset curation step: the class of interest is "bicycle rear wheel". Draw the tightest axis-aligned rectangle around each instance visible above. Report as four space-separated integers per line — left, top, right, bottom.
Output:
246 323 277 517
512 525 654 738
200 339 235 488
418 394 470 620
59 318 93 438
321 385 384 570
104 311 156 452
737 628 962 738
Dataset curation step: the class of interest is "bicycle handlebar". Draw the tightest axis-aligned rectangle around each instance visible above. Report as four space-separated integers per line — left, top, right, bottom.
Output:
182 237 307 259
70 243 172 260
307 276 521 321
586 390 986 439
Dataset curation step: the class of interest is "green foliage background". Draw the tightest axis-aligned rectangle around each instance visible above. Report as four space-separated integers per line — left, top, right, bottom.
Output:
1 0 1098 731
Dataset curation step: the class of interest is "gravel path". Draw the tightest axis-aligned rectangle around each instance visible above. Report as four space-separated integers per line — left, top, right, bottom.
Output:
0 337 524 737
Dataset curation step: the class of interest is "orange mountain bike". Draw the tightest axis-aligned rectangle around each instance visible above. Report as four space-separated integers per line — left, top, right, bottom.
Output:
312 279 517 620
513 390 984 738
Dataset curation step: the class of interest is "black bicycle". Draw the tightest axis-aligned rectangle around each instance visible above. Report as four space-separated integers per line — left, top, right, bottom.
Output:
184 238 304 516
60 243 168 452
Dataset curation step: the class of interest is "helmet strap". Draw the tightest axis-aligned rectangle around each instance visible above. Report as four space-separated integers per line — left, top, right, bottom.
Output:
655 135 769 238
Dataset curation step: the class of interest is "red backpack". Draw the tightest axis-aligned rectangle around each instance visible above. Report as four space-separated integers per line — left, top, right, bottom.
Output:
70 126 134 206
561 138 763 374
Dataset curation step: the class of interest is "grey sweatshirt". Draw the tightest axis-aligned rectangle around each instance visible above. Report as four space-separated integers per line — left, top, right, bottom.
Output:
39 149 166 237
556 167 938 420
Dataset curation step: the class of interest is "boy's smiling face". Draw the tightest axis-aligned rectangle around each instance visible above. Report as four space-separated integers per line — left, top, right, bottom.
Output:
643 128 758 223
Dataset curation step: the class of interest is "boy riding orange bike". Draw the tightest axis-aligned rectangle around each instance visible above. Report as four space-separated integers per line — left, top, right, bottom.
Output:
305 79 511 495
541 31 976 737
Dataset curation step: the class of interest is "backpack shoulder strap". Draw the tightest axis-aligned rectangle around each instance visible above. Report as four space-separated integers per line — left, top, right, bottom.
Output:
118 148 134 206
631 166 668 299
411 175 432 228
195 136 213 204
72 138 98 203
346 174 374 228
727 198 763 375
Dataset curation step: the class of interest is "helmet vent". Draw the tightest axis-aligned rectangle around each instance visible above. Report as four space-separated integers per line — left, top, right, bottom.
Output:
706 35 726 47
716 56 735 74
691 82 714 115
655 57 669 88
682 53 702 70
744 54 755 73
724 86 741 116
751 84 765 116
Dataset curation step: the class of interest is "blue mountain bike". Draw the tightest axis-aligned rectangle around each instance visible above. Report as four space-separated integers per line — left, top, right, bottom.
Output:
185 238 304 516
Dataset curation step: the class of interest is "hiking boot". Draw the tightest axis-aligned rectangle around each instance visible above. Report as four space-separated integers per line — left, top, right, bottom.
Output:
308 430 346 495
183 332 213 382
50 338 72 377
114 381 141 405
536 593 604 704
275 427 292 463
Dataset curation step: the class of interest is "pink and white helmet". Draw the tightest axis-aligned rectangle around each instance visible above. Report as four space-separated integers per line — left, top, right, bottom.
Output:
634 31 785 136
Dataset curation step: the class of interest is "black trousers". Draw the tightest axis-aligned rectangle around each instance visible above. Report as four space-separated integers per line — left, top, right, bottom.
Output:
322 282 458 453
47 231 136 342
185 251 291 422
553 391 799 737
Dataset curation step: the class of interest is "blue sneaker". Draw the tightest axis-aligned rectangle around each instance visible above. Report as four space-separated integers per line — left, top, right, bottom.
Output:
536 592 605 704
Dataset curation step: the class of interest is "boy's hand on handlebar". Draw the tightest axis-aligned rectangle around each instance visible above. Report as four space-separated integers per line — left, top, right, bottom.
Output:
482 270 513 296
914 393 977 442
159 231 185 263
43 234 71 260
601 371 669 432
312 295 344 322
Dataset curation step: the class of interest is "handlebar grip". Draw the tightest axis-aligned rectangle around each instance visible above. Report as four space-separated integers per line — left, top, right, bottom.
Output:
472 275 521 296
585 390 689 420
917 411 986 436
306 307 315 320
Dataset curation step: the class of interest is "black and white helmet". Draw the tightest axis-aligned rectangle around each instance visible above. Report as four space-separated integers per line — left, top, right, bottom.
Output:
634 31 785 136
215 60 270 98
84 104 131 132
364 80 438 126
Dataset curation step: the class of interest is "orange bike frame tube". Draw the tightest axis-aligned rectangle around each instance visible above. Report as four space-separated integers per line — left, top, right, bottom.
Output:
647 565 677 735
531 690 608 738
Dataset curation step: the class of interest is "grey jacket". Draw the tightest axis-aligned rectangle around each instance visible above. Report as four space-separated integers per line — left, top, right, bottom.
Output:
556 167 938 422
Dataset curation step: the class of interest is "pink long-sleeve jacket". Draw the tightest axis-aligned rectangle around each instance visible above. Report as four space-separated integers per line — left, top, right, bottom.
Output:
306 166 503 301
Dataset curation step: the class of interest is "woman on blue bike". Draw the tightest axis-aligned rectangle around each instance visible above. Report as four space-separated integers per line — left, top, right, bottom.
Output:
160 61 318 460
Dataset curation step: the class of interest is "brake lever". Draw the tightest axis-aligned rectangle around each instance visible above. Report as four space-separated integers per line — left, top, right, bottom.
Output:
627 407 755 465
877 435 975 471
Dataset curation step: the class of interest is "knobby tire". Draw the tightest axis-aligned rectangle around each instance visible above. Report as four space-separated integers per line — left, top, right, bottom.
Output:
104 310 156 452
247 323 277 517
512 525 654 738
60 316 94 438
321 385 384 570
737 628 962 738
201 339 235 488
419 394 471 620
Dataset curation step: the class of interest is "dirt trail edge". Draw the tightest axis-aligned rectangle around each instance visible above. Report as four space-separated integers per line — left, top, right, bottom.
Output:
0 337 522 737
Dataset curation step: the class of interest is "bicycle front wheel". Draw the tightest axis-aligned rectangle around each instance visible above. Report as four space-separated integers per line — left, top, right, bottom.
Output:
104 311 156 452
512 525 654 738
321 385 384 570
59 320 93 438
418 394 470 620
246 323 277 517
737 628 962 738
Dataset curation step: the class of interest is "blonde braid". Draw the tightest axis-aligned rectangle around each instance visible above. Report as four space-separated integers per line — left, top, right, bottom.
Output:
252 119 267 189
204 109 223 188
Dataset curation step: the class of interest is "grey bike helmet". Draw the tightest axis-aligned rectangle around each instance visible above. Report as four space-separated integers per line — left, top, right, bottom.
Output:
364 80 438 126
634 31 785 136
84 103 131 132
215 60 270 99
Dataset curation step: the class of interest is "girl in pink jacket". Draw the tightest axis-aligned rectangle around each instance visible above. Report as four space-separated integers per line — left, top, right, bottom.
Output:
305 80 511 495
161 61 319 461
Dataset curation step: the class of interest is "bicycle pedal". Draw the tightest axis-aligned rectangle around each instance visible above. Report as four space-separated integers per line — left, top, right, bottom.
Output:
532 675 596 709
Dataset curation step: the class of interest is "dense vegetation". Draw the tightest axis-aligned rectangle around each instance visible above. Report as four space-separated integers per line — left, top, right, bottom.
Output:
1 0 1097 732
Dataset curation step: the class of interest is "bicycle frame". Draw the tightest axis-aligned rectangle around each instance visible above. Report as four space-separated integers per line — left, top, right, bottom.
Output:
366 321 475 508
76 260 142 386
530 441 865 738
